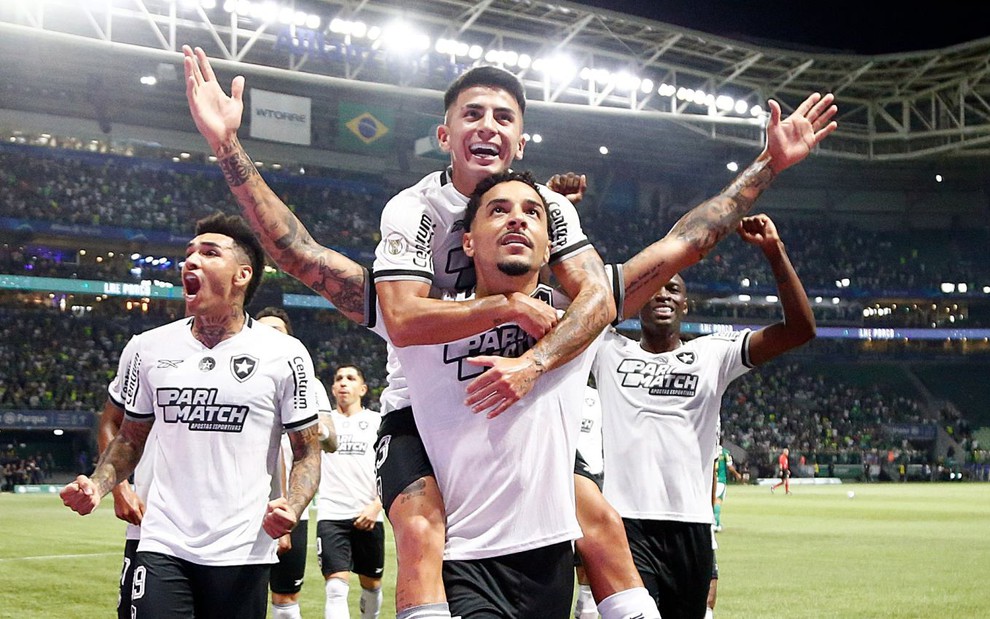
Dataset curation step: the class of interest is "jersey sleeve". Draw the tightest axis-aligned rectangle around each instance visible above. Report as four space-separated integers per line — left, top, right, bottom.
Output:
279 341 320 432
710 329 755 391
118 334 155 423
372 191 435 286
538 185 593 265
314 380 333 415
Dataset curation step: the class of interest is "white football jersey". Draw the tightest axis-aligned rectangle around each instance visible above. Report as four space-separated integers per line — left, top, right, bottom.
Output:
372 169 593 415
577 385 604 477
592 329 753 524
317 407 383 521
369 283 602 561
119 316 319 566
279 380 332 522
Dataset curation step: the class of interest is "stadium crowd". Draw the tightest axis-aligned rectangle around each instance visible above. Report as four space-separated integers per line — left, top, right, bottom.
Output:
0 306 975 481
3 145 990 300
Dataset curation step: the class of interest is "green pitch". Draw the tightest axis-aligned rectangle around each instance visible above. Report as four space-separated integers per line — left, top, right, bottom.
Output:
1 483 986 618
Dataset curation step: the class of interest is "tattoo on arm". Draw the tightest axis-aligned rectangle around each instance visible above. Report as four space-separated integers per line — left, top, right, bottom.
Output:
531 253 611 370
91 420 152 497
216 139 259 188
287 425 321 519
669 156 775 258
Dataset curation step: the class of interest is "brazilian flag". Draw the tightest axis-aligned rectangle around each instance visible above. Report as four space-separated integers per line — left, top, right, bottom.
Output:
338 102 393 153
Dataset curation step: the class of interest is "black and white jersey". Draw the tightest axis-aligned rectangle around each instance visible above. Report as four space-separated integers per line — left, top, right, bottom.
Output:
592 329 753 524
369 283 602 561
372 169 593 415
118 316 320 566
317 407 383 521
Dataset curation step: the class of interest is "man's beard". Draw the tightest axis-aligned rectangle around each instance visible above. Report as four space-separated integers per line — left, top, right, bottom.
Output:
497 259 532 277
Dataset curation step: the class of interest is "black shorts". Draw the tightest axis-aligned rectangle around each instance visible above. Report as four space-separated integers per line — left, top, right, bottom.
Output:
624 519 713 619
443 541 575 619
574 449 604 491
375 407 435 515
130 551 270 619
316 519 385 580
117 539 139 619
270 520 308 594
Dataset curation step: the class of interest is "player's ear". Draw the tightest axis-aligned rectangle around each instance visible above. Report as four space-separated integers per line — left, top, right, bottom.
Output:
234 264 252 291
437 123 452 153
462 231 475 258
515 132 527 161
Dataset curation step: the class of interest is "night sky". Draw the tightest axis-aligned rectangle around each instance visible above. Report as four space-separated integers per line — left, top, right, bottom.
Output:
569 1 990 55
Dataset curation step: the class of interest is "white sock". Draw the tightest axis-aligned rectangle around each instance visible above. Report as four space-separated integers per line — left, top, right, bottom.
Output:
705 607 715 619
395 603 453 619
597 587 661 619
360 586 383 619
324 578 350 619
271 601 302 619
574 584 598 619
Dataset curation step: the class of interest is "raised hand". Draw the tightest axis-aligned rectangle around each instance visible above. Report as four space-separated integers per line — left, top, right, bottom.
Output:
546 172 588 206
736 214 780 249
183 45 245 151
765 93 838 175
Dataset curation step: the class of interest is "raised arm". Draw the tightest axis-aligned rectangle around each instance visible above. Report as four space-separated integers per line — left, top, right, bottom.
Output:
620 92 837 318
182 45 368 324
61 417 153 516
97 398 145 525
736 214 816 366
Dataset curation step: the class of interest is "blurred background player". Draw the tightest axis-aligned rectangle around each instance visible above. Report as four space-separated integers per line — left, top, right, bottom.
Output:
713 443 743 532
257 306 336 619
771 448 792 494
591 214 816 619
316 364 385 619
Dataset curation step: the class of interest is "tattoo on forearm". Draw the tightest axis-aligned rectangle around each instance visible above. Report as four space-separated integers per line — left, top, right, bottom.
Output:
287 425 321 518
670 157 775 258
92 421 150 497
532 254 611 369
217 139 258 188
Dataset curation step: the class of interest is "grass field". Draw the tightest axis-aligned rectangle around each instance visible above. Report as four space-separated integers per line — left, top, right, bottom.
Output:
1 483 987 618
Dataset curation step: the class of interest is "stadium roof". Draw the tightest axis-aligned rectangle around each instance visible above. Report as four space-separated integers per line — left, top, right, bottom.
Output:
3 0 990 166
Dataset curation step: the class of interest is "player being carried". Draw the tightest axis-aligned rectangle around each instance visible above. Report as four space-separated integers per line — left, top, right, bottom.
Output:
182 44 836 618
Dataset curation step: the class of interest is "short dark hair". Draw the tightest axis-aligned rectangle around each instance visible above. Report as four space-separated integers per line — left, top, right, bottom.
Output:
464 170 548 231
334 364 366 383
195 212 267 306
256 306 292 335
443 65 526 115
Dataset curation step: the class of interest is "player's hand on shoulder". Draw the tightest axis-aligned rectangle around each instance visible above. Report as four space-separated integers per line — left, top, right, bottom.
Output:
262 497 298 539
546 172 587 205
506 292 558 339
60 475 101 516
